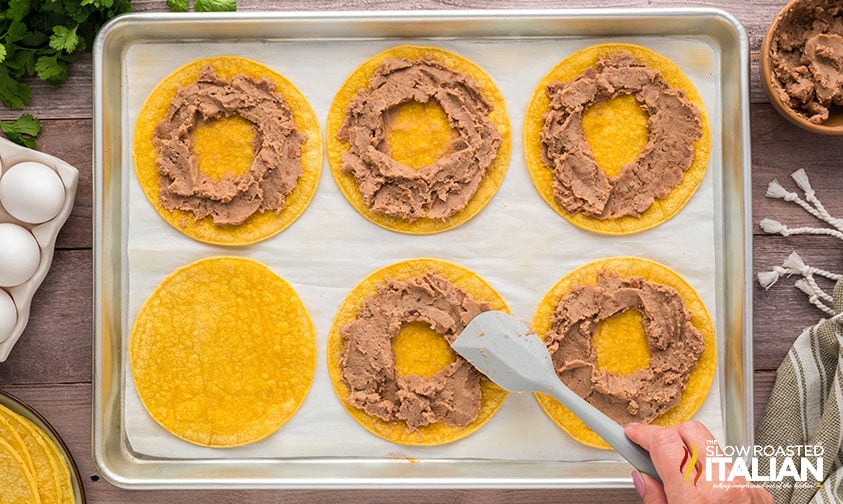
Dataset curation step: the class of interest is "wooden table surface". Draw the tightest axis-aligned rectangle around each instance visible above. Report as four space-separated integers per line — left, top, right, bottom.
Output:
1 0 841 502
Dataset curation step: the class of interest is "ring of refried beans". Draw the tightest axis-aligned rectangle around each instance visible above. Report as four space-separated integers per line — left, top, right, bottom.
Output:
540 53 703 220
153 65 306 226
339 273 491 431
545 270 705 425
338 58 502 221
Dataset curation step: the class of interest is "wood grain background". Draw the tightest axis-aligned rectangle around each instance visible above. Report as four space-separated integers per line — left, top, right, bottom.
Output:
1 1 842 502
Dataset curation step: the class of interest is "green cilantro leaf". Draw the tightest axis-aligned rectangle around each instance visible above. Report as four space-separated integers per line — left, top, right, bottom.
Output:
82 0 117 8
50 25 81 53
3 114 40 137
0 114 41 149
35 54 68 83
167 0 189 12
6 0 30 21
0 0 130 111
0 67 31 109
7 46 37 75
195 0 237 12
6 20 28 44
21 30 49 47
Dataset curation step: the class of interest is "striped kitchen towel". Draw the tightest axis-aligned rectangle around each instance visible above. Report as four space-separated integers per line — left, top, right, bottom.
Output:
755 279 843 503
756 170 843 503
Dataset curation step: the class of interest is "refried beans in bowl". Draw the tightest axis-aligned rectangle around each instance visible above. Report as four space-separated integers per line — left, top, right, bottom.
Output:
762 0 843 134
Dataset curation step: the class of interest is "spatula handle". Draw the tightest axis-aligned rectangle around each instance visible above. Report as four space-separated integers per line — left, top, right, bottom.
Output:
547 380 662 484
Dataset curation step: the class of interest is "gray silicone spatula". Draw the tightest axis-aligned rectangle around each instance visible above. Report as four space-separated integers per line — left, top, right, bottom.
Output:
452 310 661 483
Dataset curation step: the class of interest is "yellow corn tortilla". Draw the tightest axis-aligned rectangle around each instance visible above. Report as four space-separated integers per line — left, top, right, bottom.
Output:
0 412 33 481
326 45 512 234
130 256 316 447
41 432 73 504
327 258 509 445
3 418 58 504
532 257 716 449
524 43 712 235
0 405 75 504
133 55 322 246
0 405 65 504
0 436 39 504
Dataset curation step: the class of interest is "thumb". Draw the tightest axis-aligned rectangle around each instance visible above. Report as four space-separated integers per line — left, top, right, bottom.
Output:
633 470 668 504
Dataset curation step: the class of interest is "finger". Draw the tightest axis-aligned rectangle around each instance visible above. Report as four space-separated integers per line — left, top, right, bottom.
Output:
624 423 689 488
624 422 672 452
636 470 669 504
676 420 717 454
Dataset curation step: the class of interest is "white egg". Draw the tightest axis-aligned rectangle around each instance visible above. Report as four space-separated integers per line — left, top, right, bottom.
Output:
0 223 40 287
0 289 16 342
0 161 66 224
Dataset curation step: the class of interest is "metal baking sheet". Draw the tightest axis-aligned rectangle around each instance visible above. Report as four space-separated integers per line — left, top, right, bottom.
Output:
92 9 752 489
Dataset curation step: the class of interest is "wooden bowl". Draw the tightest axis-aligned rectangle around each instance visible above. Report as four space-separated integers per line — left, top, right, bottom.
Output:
761 0 843 135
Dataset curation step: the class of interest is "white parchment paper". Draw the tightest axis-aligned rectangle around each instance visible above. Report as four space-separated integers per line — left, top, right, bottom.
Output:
122 36 724 462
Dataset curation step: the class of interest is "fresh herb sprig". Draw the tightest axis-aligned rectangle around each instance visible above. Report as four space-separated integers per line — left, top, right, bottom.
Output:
0 0 132 109
0 0 131 147
167 0 237 12
0 114 40 149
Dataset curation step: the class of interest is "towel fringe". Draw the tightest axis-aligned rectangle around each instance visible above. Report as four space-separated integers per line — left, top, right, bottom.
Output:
794 279 835 316
792 169 843 231
758 170 842 312
760 220 843 240
757 270 783 290
790 168 813 195
765 180 793 200
760 218 785 234
782 251 806 271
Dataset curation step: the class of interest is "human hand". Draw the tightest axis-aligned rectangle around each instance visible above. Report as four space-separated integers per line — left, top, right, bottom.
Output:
625 421 773 504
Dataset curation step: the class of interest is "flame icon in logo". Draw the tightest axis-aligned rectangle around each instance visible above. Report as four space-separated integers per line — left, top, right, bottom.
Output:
679 441 702 486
